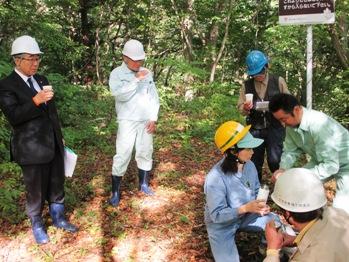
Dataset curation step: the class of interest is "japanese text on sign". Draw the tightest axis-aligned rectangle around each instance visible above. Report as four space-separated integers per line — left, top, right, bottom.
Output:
279 0 335 25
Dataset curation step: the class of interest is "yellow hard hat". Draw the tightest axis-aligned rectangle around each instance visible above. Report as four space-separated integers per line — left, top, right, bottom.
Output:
214 121 251 153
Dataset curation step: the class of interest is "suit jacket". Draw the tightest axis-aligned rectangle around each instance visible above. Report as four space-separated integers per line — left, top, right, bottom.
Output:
0 71 64 165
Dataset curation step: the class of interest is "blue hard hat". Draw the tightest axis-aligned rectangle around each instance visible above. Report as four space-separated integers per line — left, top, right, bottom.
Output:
246 50 268 76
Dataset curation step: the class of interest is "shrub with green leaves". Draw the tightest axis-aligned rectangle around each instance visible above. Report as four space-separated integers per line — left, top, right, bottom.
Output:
0 163 25 223
47 73 116 150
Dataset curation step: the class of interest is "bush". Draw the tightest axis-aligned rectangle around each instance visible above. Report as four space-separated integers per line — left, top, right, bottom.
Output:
0 163 25 223
47 74 116 150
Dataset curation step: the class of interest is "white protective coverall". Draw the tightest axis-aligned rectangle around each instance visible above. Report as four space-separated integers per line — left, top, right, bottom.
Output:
109 62 160 176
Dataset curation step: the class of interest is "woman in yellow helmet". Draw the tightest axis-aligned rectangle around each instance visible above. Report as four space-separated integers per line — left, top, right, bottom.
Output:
204 121 278 262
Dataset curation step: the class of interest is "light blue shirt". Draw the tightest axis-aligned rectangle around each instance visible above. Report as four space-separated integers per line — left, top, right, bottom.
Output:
204 160 260 224
280 107 349 180
109 62 160 121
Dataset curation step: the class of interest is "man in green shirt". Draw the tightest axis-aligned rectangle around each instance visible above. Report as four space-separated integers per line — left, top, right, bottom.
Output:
269 93 349 214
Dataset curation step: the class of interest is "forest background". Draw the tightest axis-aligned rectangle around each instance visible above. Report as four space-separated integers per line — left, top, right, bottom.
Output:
0 0 348 261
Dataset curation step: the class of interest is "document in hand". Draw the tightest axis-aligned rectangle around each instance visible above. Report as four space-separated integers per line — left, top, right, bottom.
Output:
64 147 78 177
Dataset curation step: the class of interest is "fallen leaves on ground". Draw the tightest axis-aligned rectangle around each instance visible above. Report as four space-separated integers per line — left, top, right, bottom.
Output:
0 136 336 262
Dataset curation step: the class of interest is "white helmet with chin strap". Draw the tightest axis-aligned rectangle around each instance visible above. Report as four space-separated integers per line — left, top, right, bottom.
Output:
122 39 145 60
11 35 43 56
271 168 327 212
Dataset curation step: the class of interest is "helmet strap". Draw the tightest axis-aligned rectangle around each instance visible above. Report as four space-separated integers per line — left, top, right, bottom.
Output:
230 147 246 164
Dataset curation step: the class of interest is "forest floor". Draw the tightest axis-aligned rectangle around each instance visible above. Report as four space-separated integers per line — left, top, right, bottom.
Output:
0 131 336 262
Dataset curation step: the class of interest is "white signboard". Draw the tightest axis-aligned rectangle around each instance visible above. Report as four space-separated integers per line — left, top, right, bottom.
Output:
279 0 335 25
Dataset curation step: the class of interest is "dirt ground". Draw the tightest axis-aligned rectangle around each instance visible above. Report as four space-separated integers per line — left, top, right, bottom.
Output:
0 137 336 262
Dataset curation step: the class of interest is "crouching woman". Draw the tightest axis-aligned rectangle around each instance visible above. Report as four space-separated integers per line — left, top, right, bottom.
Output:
204 121 277 262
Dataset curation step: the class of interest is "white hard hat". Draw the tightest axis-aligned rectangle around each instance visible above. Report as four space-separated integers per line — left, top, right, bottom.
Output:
122 39 145 60
271 168 327 212
11 35 43 56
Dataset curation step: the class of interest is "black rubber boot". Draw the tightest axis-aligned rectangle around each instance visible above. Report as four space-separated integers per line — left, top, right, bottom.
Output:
138 169 154 195
110 175 122 206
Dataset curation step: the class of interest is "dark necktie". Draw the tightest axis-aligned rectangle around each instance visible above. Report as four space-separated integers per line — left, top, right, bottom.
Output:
27 78 37 94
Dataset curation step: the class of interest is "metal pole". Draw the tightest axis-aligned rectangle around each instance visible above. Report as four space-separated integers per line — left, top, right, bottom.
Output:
306 25 313 109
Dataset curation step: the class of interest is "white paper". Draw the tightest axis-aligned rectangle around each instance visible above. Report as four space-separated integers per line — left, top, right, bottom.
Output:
64 147 77 177
255 101 269 111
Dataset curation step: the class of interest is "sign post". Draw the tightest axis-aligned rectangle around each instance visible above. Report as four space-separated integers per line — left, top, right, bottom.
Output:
307 26 313 109
279 0 335 109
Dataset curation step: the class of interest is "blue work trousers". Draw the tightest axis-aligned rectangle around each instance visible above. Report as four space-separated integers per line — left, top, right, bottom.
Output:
206 212 277 262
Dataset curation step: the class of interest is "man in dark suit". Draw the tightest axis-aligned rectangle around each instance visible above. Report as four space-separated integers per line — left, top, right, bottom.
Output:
0 35 77 244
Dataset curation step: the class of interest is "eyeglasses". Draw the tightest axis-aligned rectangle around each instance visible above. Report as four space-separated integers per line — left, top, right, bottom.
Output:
20 57 41 63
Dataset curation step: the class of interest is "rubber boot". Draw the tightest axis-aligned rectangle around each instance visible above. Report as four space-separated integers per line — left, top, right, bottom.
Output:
31 216 49 244
138 169 154 195
110 175 122 206
49 203 78 233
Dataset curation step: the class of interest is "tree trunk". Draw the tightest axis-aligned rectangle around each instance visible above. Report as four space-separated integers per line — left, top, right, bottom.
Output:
171 0 194 62
95 26 101 84
171 0 195 99
209 0 233 83
328 15 349 69
79 0 93 46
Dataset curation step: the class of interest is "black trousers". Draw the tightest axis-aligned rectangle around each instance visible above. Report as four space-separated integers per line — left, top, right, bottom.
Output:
250 126 285 182
21 146 65 219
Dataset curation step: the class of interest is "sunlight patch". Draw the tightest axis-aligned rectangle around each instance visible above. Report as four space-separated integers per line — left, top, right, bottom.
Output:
111 235 173 262
138 187 186 211
184 171 206 187
0 240 32 261
157 161 177 172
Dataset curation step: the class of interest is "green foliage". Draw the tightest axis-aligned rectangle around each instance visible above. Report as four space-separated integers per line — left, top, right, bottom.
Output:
157 81 243 148
47 74 116 150
263 25 306 95
159 58 208 80
0 0 348 226
179 214 190 224
181 92 241 142
64 178 95 208
262 23 349 125
0 59 11 161
0 114 11 162
0 163 25 223
315 69 349 126
0 61 12 78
